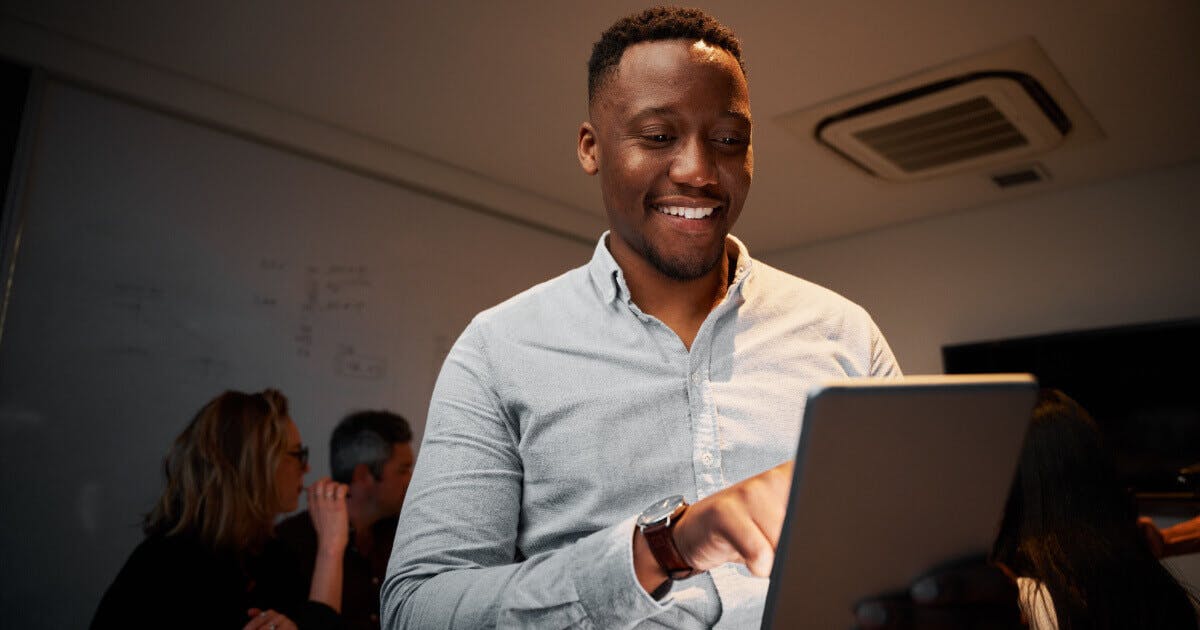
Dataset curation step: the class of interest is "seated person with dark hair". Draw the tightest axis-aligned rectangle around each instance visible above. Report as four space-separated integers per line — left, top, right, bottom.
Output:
275 411 415 630
993 389 1198 629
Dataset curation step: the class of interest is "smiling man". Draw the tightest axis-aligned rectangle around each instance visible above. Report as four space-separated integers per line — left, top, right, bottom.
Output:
383 7 899 628
577 29 753 352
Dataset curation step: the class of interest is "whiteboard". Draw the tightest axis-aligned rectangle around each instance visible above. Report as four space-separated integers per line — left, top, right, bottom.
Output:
0 80 591 629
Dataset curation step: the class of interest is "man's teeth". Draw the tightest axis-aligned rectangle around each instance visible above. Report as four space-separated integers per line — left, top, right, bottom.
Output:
657 206 716 219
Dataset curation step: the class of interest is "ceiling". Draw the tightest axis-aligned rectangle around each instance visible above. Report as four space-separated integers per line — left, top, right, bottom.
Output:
2 0 1198 254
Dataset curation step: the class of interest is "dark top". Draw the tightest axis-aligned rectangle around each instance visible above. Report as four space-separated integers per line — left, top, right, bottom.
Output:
91 532 341 629
274 512 399 630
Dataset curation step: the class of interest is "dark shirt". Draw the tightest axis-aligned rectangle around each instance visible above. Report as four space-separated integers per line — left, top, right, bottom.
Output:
91 532 340 629
275 512 398 630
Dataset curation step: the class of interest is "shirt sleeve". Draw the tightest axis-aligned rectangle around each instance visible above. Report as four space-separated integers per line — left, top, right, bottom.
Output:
1016 577 1059 630
868 318 902 377
380 321 672 629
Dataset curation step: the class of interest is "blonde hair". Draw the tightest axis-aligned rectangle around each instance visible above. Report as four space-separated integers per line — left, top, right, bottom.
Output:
144 389 291 551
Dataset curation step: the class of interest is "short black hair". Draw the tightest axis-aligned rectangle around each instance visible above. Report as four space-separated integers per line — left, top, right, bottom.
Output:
587 6 745 106
329 410 412 483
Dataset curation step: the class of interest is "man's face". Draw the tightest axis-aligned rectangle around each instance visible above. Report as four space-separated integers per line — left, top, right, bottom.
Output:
579 39 753 280
372 442 415 518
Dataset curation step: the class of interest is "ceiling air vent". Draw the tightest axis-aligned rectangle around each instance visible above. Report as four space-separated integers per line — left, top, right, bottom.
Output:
815 72 1071 181
990 163 1050 189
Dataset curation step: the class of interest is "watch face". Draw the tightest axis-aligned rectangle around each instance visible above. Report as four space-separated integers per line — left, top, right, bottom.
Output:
638 495 686 527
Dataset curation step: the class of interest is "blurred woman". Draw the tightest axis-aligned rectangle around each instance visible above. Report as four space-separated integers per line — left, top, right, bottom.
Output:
993 388 1197 629
91 389 348 629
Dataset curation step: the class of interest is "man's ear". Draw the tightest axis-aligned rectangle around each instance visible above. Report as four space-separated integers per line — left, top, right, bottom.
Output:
352 463 374 485
577 122 599 175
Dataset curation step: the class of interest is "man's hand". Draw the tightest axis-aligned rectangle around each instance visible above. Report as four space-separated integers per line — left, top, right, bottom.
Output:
633 461 793 593
852 555 1021 630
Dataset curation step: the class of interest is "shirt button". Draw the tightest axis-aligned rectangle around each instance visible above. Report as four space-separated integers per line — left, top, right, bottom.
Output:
370 613 379 622
701 452 714 466
691 372 703 384
372 576 380 585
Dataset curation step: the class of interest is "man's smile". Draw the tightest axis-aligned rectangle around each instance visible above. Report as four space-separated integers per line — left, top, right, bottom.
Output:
655 205 717 219
650 194 724 222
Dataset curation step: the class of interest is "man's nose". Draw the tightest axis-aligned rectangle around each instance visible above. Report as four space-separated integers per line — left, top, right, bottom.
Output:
669 136 718 188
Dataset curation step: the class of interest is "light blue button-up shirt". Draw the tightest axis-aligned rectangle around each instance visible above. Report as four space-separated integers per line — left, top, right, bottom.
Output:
383 233 900 628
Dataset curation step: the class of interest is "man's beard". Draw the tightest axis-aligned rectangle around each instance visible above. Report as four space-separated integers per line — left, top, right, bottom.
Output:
641 239 726 281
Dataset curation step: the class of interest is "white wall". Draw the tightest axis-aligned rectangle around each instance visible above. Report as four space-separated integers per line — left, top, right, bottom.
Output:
761 160 1200 374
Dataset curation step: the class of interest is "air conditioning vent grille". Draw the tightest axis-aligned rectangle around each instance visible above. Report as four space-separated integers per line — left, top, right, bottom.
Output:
991 163 1049 188
853 96 1029 173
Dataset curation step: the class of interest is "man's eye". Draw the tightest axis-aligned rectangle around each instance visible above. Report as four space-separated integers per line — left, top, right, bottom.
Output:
643 134 672 143
714 136 747 146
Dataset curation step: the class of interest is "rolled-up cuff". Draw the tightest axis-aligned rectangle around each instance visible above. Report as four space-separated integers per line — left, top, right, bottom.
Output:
571 515 673 628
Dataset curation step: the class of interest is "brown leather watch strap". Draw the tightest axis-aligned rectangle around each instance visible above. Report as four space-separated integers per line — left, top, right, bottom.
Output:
641 503 696 581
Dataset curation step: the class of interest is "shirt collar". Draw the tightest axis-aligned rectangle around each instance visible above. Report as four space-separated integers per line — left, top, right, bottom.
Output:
726 233 754 291
586 231 757 305
587 232 623 304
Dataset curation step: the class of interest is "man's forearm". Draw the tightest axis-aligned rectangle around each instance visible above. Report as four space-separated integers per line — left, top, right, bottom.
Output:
384 518 672 629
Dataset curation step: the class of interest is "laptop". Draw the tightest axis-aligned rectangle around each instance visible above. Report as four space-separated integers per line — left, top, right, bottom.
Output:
761 374 1037 629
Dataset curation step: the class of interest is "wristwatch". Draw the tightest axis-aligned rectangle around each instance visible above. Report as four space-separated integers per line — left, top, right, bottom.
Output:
637 495 697 581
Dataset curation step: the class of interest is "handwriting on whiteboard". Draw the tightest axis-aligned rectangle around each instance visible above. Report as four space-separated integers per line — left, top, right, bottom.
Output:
254 259 374 364
333 346 387 380
299 263 370 313
111 281 164 318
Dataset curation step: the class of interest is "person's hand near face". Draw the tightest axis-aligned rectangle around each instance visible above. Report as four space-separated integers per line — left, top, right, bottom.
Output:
308 477 350 554
305 476 350 612
274 417 349 613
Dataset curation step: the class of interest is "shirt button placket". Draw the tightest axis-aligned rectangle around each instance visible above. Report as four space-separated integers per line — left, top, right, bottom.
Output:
689 360 724 499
